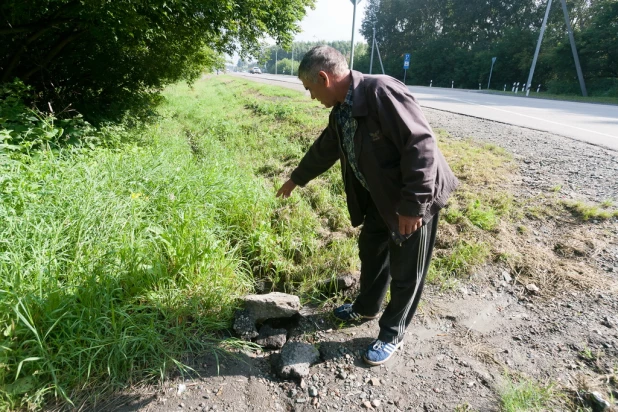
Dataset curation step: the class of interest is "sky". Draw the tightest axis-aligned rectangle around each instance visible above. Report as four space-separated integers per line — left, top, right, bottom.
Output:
295 0 368 43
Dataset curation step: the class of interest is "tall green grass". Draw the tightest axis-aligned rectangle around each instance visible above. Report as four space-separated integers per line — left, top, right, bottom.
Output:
0 77 357 409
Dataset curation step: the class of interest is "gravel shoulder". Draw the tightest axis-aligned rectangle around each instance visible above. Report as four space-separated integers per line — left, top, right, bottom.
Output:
99 78 618 412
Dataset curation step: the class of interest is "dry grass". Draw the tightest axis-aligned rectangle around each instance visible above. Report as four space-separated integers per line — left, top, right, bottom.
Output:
491 220 610 294
566 373 618 412
452 325 506 369
434 129 617 294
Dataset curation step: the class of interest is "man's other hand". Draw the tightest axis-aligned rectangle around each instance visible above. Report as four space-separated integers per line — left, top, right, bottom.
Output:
399 215 422 236
276 179 297 198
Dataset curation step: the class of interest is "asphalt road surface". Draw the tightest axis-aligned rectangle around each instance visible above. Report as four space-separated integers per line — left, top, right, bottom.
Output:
234 72 618 151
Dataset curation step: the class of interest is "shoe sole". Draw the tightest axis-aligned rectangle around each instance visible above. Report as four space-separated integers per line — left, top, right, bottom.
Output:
333 313 380 322
362 342 402 366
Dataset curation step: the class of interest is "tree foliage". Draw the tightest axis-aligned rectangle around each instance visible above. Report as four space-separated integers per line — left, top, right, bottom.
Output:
0 0 315 120
359 0 617 96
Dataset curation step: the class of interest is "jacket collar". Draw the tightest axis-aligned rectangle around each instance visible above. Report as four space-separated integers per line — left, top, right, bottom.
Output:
350 70 368 117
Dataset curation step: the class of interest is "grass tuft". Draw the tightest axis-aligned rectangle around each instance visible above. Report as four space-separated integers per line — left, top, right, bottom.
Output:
563 200 618 221
500 375 560 412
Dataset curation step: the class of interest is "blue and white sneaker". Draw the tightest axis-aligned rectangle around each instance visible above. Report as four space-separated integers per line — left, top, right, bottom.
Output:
332 303 379 322
363 339 402 366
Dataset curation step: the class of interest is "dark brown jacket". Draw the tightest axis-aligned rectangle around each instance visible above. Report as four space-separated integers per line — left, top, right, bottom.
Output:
291 70 459 245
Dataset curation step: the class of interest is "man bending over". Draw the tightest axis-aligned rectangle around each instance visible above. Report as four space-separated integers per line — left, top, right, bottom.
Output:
276 46 458 365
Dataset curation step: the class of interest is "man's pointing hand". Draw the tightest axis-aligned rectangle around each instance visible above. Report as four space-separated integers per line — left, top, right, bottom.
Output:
276 179 297 198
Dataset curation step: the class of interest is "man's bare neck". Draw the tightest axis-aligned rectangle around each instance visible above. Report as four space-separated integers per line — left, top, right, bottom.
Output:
334 71 353 104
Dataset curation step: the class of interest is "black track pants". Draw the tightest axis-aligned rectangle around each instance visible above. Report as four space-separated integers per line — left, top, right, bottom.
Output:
352 200 439 344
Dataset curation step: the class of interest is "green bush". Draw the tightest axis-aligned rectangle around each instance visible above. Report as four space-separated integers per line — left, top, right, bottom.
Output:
546 78 618 98
0 80 100 153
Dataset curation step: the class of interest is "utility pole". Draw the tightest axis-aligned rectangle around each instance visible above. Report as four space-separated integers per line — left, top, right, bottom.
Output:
487 57 497 89
374 35 385 75
291 46 294 76
275 46 278 75
369 25 376 74
526 0 587 96
349 0 362 70
526 0 552 96
560 0 587 96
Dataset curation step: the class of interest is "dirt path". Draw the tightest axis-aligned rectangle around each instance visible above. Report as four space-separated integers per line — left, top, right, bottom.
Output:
100 77 618 412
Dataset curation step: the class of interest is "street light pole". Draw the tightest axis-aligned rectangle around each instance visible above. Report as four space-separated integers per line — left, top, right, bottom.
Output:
349 0 361 70
369 25 375 74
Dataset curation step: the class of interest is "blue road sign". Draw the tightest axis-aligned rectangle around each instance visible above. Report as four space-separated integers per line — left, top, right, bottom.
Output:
403 53 410 69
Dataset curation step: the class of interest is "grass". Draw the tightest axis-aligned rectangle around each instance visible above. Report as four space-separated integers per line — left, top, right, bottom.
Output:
563 200 618 221
500 375 560 412
0 76 356 409
427 132 516 288
428 240 491 287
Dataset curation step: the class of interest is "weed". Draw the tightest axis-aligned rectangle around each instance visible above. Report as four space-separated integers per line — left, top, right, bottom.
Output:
500 374 561 411
580 347 595 360
454 403 478 412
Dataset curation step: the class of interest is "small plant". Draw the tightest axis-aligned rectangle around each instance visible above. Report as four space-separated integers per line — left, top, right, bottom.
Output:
551 185 562 192
580 347 595 360
500 374 560 412
454 403 478 412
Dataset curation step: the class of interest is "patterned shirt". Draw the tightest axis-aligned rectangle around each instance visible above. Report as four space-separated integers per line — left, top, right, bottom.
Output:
335 82 369 190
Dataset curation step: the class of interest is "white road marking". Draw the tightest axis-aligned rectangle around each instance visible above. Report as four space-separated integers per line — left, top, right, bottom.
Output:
429 95 618 140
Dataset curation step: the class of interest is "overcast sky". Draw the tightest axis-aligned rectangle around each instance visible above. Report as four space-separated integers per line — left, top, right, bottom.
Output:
295 0 368 43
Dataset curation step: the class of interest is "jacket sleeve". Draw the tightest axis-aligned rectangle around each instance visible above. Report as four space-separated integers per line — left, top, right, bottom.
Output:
375 86 437 217
290 117 340 186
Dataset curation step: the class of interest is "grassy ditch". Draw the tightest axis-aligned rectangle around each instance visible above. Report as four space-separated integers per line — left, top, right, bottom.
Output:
0 77 357 409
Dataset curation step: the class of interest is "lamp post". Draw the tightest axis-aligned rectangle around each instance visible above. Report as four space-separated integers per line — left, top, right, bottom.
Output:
349 0 362 70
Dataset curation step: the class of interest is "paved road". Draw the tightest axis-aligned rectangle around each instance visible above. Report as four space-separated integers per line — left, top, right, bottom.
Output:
235 73 618 151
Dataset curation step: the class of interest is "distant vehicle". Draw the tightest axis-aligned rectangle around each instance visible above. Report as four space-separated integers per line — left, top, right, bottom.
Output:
250 67 262 74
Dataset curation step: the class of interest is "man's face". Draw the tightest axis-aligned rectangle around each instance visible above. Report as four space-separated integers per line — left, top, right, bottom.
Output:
301 71 337 108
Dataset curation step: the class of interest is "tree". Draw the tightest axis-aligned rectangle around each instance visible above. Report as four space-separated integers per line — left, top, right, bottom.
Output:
0 0 315 120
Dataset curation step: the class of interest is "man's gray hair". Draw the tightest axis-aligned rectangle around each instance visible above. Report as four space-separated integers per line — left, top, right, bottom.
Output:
298 46 349 83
